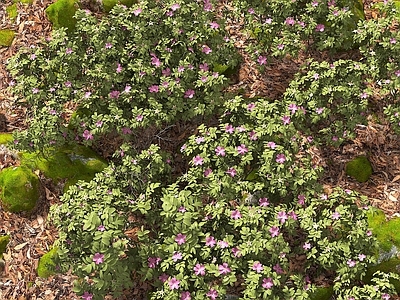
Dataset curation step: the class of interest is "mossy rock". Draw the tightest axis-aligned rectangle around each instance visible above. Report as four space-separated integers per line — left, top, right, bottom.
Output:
364 258 400 294
45 0 79 33
367 208 400 252
0 134 13 145
345 156 372 183
0 166 40 212
102 0 136 13
6 4 18 21
0 29 15 47
20 145 107 192
0 235 10 259
37 247 58 278
17 0 34 4
309 286 333 300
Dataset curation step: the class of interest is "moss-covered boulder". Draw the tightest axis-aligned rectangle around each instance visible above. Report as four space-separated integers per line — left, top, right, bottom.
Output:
0 166 40 212
0 235 10 259
309 286 333 300
6 4 18 21
345 156 373 183
37 247 58 278
102 0 136 13
0 133 13 145
20 145 107 192
45 0 79 33
0 29 15 47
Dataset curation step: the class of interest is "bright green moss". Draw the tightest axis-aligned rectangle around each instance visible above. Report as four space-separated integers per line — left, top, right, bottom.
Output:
18 0 34 4
345 156 373 183
0 134 13 145
367 208 400 252
102 0 136 13
364 258 400 294
37 247 58 278
0 29 15 47
6 4 18 21
45 0 79 33
0 235 10 259
0 166 39 212
20 145 107 192
309 286 333 300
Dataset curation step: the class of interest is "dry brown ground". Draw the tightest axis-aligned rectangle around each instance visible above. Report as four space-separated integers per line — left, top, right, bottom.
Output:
0 0 399 299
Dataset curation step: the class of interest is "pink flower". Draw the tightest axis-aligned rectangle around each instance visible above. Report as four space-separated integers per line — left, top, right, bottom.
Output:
390 38 396 44
169 277 180 290
257 56 267 65
181 291 191 300
184 89 195 98
249 130 258 141
285 17 295 26
193 155 204 166
218 263 231 275
316 107 324 114
149 85 159 93
267 141 277 149
105 42 112 49
209 22 219 29
277 44 284 50
116 63 123 73
358 254 366 261
202 45 212 54
205 236 216 247
237 144 248 155
175 233 187 245
148 257 161 268
276 153 286 164
269 226 279 237
97 225 105 231
226 167 237 177
93 253 104 264
347 260 356 267
218 240 229 248
316 24 325 32
30 54 36 60
133 8 142 16
367 230 372 237
204 168 212 177
273 263 284 274
171 3 180 11
194 263 206 276
262 277 274 289
225 124 234 133
277 211 288 224
259 197 269 207
206 289 218 300
109 90 120 99
121 127 132 134
82 292 93 300
332 211 341 220
282 115 291 125
162 68 171 76
288 103 298 114
136 115 143 122
382 293 390 300
231 210 242 220
151 55 161 67
232 247 241 257
303 242 311 250
247 103 256 111
248 8 255 14
395 70 400 77
199 63 209 71
172 251 183 262
82 130 93 140
252 262 264 273
159 273 168 282
66 48 73 54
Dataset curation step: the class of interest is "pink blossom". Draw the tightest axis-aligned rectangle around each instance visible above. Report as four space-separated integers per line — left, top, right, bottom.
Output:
262 277 274 289
178 206 186 213
30 54 36 60
66 48 73 54
194 263 206 276
82 292 93 300
258 56 267 65
171 3 180 11
116 63 123 73
202 45 212 54
148 257 161 268
109 90 120 98
382 293 390 300
273 263 284 274
184 89 195 98
249 130 258 141
97 225 105 231
247 103 256 111
395 70 400 77
252 262 264 273
285 17 295 26
169 277 180 290
218 240 229 248
209 22 219 29
193 155 204 166
151 55 161 67
276 153 286 164
358 254 366 261
82 130 93 140
269 226 279 237
288 103 298 114
84 91 91 98
148 85 159 93
204 168 212 177
133 8 142 16
390 38 396 44
277 44 285 50
105 42 112 49
205 236 216 247
231 210 242 220
172 251 183 262
248 8 255 14
332 211 341 220
159 273 168 282
259 197 269 207
226 167 237 177
162 68 171 76
206 289 218 300
199 63 209 71
225 124 235 133
347 260 356 267
288 211 298 220
282 115 291 125
277 211 288 224
316 107 324 114
316 24 325 32
93 253 104 264
267 141 277 149
232 247 241 257
175 233 187 245
121 127 132 135
237 144 248 155
136 115 143 122
298 194 305 205
303 242 311 250
218 263 231 275
181 291 191 300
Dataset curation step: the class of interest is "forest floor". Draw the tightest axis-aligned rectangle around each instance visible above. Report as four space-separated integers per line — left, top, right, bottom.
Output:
0 0 400 299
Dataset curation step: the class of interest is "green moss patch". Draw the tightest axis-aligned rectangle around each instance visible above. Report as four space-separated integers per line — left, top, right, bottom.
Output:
45 0 79 33
0 29 15 47
0 235 10 259
0 166 40 212
37 247 58 278
364 258 400 294
6 4 18 21
102 0 136 13
0 134 13 145
345 156 373 183
20 145 107 191
367 208 400 252
19 0 34 4
309 286 333 300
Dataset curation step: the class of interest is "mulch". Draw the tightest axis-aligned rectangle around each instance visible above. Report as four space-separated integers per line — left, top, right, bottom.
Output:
0 0 399 299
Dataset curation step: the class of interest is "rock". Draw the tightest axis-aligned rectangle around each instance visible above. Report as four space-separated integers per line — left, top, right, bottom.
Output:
0 235 10 258
0 29 15 47
345 156 373 183
37 247 58 278
102 0 136 13
45 0 79 33
0 166 40 212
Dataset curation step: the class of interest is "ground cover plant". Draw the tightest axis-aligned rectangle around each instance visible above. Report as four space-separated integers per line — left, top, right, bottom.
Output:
5 0 400 299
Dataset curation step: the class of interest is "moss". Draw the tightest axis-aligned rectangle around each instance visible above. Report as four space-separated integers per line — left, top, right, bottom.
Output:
309 286 333 300
0 166 39 212
20 145 107 191
6 4 18 21
102 0 136 12
45 0 79 33
345 156 372 183
364 258 400 294
367 208 400 252
18 0 34 4
0 29 15 47
0 134 13 145
37 247 58 278
0 235 10 259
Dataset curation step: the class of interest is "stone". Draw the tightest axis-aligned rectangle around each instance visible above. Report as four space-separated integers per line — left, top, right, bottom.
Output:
45 0 79 33
37 247 58 278
345 156 373 183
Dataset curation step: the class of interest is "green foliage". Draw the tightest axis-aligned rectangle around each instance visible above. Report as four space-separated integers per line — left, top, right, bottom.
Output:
37 247 58 278
0 166 40 212
6 4 18 21
102 0 137 12
0 29 15 47
345 156 373 183
0 235 10 259
45 0 79 33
